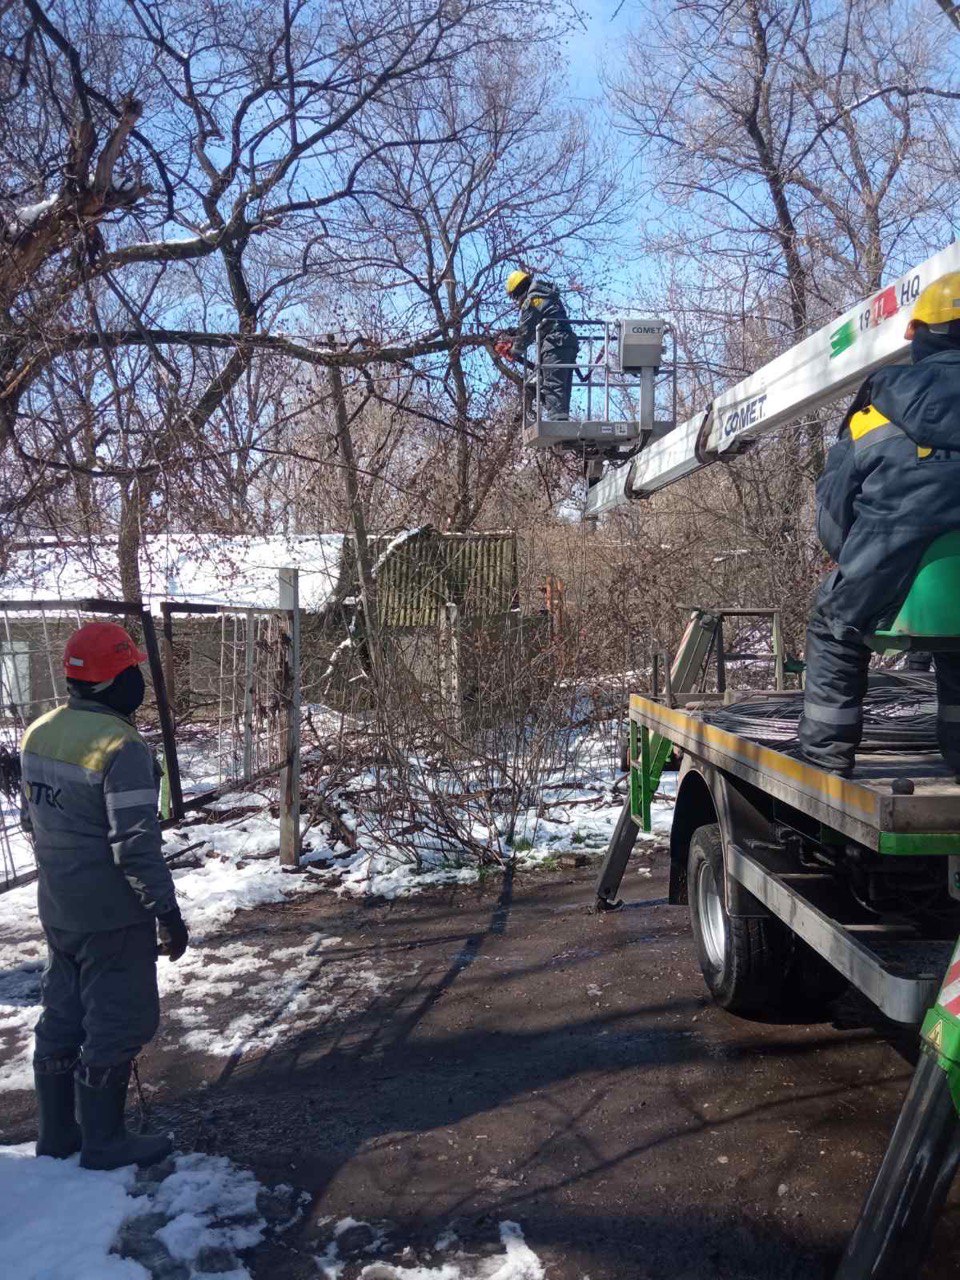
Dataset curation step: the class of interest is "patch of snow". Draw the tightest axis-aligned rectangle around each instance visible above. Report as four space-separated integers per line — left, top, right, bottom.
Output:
6 195 58 232
356 1221 545 1280
0 1144 269 1280
153 1152 265 1264
372 527 428 577
0 808 329 1091
0 1143 142 1279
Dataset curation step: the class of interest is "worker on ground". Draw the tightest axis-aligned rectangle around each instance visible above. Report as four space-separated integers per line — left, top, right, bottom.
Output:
494 270 579 419
798 271 960 776
22 622 188 1169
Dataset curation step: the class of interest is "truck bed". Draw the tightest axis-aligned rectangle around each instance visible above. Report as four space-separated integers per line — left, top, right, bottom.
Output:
628 692 960 1022
629 693 960 854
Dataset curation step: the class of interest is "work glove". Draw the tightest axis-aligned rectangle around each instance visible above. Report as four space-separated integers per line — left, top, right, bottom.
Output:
493 339 514 359
157 906 189 961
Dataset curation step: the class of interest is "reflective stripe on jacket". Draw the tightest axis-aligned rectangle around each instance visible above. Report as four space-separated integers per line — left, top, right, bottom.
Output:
814 349 960 639
510 277 578 360
20 698 177 932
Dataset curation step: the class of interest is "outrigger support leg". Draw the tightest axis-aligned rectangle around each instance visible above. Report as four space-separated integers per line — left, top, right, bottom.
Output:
594 611 720 910
835 955 960 1279
595 795 639 911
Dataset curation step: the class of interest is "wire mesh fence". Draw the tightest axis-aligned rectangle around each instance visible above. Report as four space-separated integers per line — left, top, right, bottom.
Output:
0 598 175 890
0 583 301 893
160 603 297 804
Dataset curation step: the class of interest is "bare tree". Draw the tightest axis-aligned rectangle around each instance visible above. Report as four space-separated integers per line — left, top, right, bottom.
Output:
322 45 625 529
2 0 584 586
0 0 535 475
611 0 959 340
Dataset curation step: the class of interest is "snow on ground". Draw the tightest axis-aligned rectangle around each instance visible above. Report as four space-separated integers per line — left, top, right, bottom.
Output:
0 1143 290 1280
308 727 675 901
0 1142 546 1280
316 1218 545 1280
0 804 336 1091
0 722 674 1089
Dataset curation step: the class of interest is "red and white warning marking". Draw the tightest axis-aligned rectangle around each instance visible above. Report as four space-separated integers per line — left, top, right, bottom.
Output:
937 946 960 1016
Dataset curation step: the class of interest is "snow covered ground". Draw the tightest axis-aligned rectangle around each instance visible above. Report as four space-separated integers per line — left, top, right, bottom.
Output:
316 1218 545 1279
0 1141 548 1280
0 718 674 1093
306 732 674 901
0 721 666 1280
0 805 356 1092
0 1143 302 1280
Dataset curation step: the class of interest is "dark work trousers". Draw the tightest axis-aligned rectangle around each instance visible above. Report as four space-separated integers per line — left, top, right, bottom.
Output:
538 343 578 418
34 922 160 1067
799 607 960 774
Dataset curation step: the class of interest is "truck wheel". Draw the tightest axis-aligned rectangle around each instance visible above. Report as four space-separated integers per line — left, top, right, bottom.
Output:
688 823 791 1017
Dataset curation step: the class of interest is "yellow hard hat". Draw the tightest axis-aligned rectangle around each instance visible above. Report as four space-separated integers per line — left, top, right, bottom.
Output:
506 269 531 297
909 271 960 333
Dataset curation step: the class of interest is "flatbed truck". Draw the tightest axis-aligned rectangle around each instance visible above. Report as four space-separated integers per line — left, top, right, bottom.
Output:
603 688 960 1277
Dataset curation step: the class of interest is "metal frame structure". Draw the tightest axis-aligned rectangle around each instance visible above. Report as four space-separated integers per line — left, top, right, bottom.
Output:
522 318 677 453
596 607 789 908
159 581 300 858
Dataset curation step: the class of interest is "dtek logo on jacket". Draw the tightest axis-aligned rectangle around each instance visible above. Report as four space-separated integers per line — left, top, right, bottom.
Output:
24 781 64 809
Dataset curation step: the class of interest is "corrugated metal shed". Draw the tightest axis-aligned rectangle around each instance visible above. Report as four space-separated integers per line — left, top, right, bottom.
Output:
356 530 519 628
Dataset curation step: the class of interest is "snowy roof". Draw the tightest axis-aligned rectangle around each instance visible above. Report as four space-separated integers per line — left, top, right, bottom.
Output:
1 534 345 612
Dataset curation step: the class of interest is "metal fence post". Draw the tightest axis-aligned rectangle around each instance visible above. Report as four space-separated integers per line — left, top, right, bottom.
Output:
141 609 185 821
440 600 462 737
242 609 255 782
278 569 301 867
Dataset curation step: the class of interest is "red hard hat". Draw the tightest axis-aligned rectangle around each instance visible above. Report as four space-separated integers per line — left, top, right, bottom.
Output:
63 622 147 684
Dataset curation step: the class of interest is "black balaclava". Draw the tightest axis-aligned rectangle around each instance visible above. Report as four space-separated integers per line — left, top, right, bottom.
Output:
511 275 531 304
911 321 960 364
69 664 146 718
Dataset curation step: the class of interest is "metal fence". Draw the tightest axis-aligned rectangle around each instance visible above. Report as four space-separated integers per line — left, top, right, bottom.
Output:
0 573 301 893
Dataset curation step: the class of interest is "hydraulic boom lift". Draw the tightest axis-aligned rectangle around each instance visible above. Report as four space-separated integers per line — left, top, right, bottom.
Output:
523 239 960 1279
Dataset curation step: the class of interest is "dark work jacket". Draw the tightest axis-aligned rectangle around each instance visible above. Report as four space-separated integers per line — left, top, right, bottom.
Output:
510 277 578 361
20 698 176 932
815 348 960 639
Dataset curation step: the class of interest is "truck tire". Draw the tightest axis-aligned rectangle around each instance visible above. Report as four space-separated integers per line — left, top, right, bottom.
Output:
688 823 792 1017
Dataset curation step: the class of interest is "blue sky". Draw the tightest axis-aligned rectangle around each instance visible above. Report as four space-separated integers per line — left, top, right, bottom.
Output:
554 1 654 311
563 0 635 101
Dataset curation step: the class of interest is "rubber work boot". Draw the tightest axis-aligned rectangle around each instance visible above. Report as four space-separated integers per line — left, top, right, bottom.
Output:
77 1060 172 1170
34 1056 81 1158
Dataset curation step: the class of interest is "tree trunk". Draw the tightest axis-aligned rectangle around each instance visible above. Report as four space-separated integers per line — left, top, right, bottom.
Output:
117 478 144 604
326 352 385 691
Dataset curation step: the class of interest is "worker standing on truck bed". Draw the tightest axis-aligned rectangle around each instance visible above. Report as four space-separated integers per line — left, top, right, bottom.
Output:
21 622 188 1169
799 271 960 776
494 270 579 419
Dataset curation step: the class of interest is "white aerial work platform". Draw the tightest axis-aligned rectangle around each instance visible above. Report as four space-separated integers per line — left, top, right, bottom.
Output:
521 316 676 482
580 241 960 514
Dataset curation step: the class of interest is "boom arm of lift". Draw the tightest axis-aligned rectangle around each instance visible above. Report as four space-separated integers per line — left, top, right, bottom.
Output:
585 240 960 517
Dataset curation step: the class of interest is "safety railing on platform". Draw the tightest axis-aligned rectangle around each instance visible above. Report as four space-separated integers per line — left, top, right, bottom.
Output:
521 318 677 453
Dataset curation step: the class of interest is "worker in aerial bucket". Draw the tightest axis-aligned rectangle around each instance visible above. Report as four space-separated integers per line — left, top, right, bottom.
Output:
494 269 579 419
798 271 960 776
21 622 188 1168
